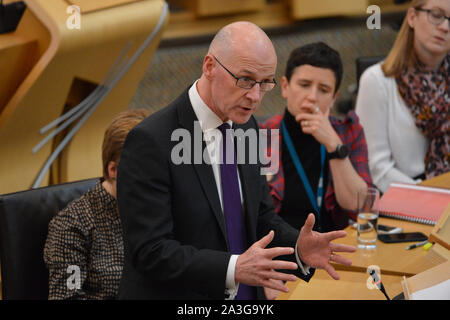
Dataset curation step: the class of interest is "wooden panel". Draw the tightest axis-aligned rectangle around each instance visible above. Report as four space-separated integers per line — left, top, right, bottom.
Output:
421 175 450 249
164 0 412 40
403 261 450 298
290 0 369 19
426 243 450 266
170 0 265 17
0 40 38 113
65 0 140 13
0 0 168 194
429 205 450 250
195 0 265 17
0 6 51 116
289 0 410 20
164 1 291 40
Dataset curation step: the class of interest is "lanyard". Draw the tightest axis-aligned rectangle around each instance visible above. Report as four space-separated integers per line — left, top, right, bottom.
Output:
281 120 325 215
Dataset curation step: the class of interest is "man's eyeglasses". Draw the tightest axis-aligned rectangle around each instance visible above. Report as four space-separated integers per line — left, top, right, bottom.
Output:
213 56 276 92
415 7 450 27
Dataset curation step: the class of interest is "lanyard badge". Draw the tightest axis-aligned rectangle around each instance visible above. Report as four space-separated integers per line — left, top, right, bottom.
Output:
281 121 325 216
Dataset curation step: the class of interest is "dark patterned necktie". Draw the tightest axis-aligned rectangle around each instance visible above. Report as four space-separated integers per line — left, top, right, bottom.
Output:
218 123 255 300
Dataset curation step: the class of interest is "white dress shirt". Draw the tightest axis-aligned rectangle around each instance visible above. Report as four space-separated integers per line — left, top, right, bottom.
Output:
188 80 309 299
355 63 428 193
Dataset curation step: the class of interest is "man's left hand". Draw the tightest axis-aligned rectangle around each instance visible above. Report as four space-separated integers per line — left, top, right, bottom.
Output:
296 213 356 280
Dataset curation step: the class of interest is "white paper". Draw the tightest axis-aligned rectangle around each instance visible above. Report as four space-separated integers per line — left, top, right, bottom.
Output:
410 279 450 300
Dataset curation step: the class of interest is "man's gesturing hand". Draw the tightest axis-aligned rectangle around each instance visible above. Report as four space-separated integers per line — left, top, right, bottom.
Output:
297 214 356 280
235 231 298 293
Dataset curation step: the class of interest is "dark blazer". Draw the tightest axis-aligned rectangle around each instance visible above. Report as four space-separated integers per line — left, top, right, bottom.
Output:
117 88 314 300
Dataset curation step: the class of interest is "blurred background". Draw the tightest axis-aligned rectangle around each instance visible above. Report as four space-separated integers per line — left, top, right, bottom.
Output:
133 0 411 118
0 0 411 192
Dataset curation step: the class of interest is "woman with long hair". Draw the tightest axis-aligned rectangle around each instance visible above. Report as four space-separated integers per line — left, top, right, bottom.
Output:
355 0 449 192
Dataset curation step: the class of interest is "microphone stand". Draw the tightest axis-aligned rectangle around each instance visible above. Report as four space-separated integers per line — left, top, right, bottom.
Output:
369 269 391 300
379 282 391 300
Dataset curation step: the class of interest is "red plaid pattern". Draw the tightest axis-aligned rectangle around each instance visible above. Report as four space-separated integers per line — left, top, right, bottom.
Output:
260 111 373 223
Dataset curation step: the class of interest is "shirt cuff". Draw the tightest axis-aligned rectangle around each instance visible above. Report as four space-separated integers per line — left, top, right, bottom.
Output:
225 254 239 300
295 243 311 275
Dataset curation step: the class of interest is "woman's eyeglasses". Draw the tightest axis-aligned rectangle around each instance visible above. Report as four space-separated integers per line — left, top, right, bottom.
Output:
415 7 450 27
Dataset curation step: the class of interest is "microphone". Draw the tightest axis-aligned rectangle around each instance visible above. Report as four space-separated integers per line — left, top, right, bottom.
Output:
367 267 391 300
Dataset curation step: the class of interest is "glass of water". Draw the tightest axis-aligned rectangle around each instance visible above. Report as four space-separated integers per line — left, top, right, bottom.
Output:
357 187 380 249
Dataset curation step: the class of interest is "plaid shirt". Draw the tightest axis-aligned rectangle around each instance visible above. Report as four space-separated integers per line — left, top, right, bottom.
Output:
259 111 373 224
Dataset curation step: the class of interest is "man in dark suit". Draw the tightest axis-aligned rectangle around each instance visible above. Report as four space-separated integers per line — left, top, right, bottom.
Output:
117 21 356 300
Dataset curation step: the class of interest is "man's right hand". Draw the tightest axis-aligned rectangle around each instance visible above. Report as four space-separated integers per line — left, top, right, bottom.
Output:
235 231 298 293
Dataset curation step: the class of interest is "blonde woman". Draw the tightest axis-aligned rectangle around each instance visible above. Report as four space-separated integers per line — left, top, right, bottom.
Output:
355 0 449 192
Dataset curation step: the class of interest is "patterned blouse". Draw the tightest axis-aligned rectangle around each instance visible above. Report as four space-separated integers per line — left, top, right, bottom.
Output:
44 180 124 299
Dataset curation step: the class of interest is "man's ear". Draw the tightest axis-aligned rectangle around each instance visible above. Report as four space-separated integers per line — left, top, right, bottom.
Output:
281 76 289 99
108 161 118 180
203 54 216 80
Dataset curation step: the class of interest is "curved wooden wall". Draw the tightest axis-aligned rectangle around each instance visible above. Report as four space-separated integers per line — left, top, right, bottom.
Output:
0 0 168 194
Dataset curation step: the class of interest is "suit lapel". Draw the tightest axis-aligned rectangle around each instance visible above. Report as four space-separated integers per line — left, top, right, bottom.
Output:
176 91 228 244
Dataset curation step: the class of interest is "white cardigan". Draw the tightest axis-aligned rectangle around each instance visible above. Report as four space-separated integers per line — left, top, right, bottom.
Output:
355 63 429 192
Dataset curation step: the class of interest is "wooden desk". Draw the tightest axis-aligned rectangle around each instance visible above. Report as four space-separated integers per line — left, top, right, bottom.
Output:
419 172 450 189
278 173 450 300
277 217 437 300
278 269 403 300
331 218 436 276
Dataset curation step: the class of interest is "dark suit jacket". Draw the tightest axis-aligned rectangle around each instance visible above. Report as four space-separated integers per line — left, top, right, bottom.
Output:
117 88 314 300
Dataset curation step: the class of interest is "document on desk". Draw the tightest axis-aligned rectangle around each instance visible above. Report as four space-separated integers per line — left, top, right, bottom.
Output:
410 279 450 300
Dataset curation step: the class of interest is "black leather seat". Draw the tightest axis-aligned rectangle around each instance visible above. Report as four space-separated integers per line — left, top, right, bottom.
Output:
0 178 97 300
356 56 385 89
